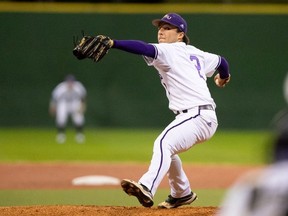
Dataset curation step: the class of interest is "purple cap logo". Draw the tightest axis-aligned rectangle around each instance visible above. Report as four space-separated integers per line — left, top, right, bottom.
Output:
152 13 187 33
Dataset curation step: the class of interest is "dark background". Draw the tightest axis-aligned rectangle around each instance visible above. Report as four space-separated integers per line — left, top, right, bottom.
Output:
0 5 287 129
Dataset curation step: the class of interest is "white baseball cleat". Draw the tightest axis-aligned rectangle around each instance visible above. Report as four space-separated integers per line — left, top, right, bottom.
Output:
158 191 198 209
75 133 85 143
121 179 154 208
56 133 66 144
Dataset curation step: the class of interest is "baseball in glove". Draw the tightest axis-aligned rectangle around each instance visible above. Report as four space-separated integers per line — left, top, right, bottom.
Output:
73 35 113 62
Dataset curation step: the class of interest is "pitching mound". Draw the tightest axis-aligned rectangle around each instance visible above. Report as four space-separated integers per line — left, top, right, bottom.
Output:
0 206 217 216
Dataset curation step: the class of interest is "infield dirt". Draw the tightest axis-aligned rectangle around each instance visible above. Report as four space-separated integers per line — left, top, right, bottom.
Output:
0 163 261 216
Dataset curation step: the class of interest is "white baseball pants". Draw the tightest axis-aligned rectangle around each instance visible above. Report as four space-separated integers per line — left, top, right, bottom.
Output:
139 106 218 198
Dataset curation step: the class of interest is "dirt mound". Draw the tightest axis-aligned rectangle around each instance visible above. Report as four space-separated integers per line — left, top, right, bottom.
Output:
0 206 218 216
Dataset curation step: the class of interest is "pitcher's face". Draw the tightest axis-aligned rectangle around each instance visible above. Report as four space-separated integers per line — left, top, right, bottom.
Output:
157 23 184 43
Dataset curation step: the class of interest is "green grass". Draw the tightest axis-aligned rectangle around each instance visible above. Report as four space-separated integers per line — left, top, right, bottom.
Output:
0 128 273 164
0 189 225 207
0 128 274 207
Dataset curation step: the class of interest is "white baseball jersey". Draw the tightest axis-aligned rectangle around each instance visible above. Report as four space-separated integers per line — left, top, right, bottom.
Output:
52 81 86 104
144 42 220 112
51 81 86 126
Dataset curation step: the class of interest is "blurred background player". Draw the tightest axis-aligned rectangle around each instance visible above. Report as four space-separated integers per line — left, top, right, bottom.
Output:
217 104 288 216
49 74 87 144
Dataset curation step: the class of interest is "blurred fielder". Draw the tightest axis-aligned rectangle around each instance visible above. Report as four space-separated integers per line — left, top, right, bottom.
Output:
49 74 87 144
217 107 288 216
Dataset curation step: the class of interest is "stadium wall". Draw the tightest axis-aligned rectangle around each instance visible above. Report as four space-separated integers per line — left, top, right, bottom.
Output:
1 3 287 129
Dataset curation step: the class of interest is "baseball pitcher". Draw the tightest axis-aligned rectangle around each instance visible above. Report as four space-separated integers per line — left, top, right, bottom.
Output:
73 13 231 208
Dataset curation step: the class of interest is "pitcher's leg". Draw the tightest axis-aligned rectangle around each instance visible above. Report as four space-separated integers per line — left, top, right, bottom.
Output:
168 154 191 198
139 135 172 196
139 114 199 196
121 112 217 207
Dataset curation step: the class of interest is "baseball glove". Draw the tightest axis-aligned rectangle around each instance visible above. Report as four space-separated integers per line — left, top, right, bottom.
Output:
73 35 113 62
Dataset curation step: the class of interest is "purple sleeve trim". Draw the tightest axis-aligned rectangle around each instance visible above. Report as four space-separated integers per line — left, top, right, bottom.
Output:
217 56 230 79
112 40 156 58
